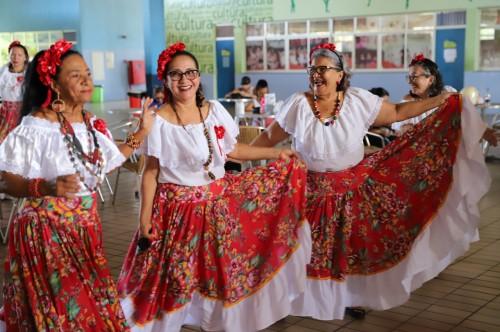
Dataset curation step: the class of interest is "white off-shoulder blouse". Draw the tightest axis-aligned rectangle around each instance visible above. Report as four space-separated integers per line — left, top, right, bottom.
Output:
275 87 382 172
142 100 239 186
0 115 125 196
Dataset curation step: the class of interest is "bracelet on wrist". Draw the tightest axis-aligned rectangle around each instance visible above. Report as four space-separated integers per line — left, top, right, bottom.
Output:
125 133 142 149
28 178 44 198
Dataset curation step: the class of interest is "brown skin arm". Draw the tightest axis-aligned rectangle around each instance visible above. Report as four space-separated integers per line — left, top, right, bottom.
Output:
139 156 159 240
250 122 290 148
373 92 453 127
1 172 80 198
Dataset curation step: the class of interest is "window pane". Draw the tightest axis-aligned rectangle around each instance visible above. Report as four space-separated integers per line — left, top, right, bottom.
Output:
266 39 285 70
480 8 500 26
310 20 329 34
246 40 264 70
289 39 308 69
50 31 63 41
246 23 264 37
288 21 307 35
381 34 404 68
310 37 330 51
62 31 77 42
356 17 379 32
267 22 285 36
407 33 432 63
480 28 500 68
333 35 353 68
437 11 466 26
333 18 353 33
12 32 25 43
408 14 435 30
37 32 49 44
380 15 405 32
355 35 377 69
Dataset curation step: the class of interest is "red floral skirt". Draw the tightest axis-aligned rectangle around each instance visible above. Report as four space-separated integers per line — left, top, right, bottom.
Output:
1 195 129 331
0 101 21 143
118 158 308 330
306 95 462 280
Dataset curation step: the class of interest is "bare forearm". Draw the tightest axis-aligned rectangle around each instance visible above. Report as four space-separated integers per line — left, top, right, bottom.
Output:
0 172 53 197
117 128 148 159
395 95 444 122
139 170 158 225
228 143 279 161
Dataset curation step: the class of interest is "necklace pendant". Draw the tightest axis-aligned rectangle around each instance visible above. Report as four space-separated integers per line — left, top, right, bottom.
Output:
324 121 331 126
208 171 216 180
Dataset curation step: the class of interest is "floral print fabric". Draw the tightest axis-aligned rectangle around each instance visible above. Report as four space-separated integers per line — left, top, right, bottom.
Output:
306 95 462 280
0 101 21 143
118 158 307 325
2 195 129 331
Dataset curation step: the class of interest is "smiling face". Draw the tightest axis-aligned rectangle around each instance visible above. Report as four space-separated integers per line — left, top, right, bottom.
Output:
309 56 344 96
407 64 434 98
165 54 200 103
53 53 94 105
9 46 27 71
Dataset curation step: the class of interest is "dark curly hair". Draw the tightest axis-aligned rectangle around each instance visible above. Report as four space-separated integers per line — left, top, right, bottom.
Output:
409 58 444 98
163 50 205 108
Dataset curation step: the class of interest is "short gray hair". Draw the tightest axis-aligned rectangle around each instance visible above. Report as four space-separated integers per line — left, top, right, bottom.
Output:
310 48 352 92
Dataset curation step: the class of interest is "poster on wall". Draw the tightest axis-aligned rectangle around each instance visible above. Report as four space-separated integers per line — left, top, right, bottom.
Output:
166 0 273 74
266 40 285 70
246 40 264 71
381 34 404 68
355 35 377 69
289 39 308 69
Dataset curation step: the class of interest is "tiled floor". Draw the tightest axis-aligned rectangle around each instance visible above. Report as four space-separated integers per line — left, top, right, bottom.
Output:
1 160 499 332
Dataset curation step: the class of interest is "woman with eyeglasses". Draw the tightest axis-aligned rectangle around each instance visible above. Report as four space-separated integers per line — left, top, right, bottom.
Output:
251 43 491 321
117 42 310 332
0 39 157 331
393 54 498 146
0 41 29 143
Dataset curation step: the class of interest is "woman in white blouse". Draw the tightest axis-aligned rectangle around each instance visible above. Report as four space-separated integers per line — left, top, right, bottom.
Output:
117 43 310 332
0 39 155 331
251 43 490 321
0 41 29 143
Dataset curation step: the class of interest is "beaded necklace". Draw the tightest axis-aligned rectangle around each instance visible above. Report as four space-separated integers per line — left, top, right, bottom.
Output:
312 91 342 127
56 110 105 192
171 104 216 180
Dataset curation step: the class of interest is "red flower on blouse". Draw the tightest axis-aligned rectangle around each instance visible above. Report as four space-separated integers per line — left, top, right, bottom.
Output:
16 76 24 83
214 125 225 139
93 118 110 138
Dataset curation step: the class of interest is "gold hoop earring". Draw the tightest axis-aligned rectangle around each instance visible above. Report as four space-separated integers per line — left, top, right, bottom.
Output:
51 92 65 113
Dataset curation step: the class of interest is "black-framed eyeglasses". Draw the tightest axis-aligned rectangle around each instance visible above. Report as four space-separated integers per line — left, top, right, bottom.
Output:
307 66 341 75
406 73 429 82
167 69 200 81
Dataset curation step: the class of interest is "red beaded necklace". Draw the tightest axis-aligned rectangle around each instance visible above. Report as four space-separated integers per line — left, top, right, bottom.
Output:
312 91 342 127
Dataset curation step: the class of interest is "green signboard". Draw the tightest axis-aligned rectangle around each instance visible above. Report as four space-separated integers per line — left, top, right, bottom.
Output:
166 0 273 74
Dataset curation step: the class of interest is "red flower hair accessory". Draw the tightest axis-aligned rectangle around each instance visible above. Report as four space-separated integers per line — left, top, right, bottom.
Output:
309 43 337 64
157 42 186 80
410 53 426 66
36 39 73 108
8 40 22 52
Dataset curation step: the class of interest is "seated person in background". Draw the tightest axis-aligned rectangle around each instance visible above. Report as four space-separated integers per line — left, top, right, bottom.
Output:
367 87 396 147
153 86 165 106
247 79 270 112
225 75 255 99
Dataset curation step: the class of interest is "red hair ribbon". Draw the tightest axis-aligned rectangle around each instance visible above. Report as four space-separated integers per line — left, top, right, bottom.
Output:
36 39 73 108
8 40 22 52
410 53 426 66
309 43 337 64
157 42 186 80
